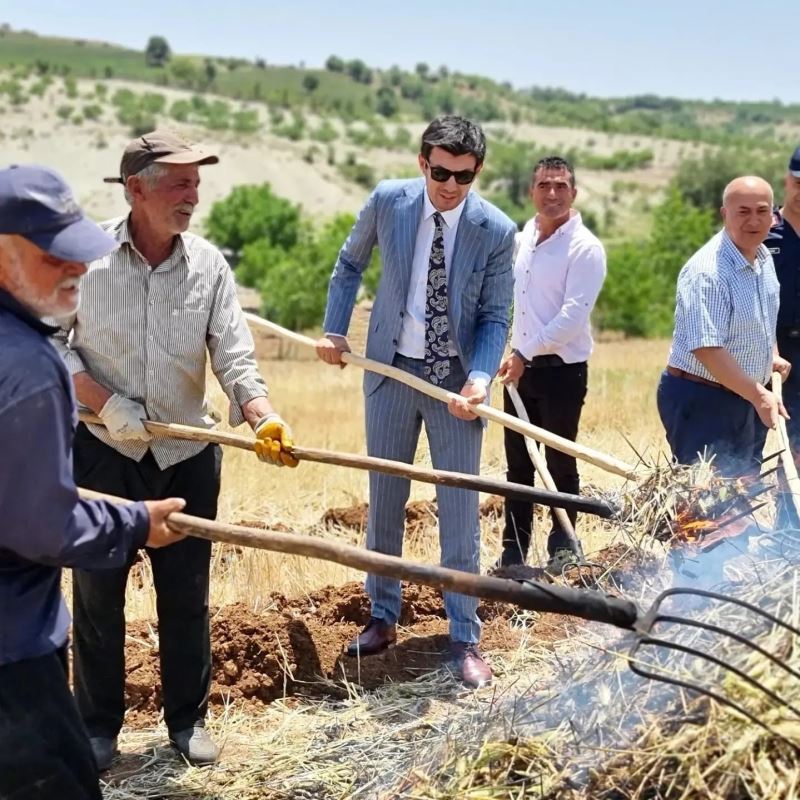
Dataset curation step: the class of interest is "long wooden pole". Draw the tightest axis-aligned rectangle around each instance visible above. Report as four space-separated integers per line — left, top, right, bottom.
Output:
771 372 800 523
506 384 579 548
77 487 638 628
78 412 616 518
244 312 638 480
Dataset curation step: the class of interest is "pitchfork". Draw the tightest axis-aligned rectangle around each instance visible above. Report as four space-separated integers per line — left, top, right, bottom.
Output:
79 488 800 745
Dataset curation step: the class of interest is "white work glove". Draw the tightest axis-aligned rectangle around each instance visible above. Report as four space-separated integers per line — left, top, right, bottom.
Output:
98 394 152 441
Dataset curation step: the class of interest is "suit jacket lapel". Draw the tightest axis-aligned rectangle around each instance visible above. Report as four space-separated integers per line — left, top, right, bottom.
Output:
394 181 424 298
449 192 487 301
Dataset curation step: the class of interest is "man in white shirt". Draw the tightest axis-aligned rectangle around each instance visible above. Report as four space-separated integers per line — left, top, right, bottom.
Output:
497 156 606 571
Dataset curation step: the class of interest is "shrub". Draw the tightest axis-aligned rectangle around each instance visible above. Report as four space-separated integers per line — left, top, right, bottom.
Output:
169 99 192 122
310 120 338 142
233 109 260 134
82 103 102 121
338 153 376 189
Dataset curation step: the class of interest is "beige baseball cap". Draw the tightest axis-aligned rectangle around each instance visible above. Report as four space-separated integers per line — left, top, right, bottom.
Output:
103 130 219 184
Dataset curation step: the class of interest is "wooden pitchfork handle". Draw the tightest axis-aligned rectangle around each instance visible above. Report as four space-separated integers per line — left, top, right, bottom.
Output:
77 412 617 518
771 371 800 523
243 312 639 481
77 486 637 627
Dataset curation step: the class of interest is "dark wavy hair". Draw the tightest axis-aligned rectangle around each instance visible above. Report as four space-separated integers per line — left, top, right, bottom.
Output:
420 116 486 165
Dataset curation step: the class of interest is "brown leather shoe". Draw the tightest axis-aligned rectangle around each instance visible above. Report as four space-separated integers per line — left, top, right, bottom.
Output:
450 642 492 688
346 617 397 657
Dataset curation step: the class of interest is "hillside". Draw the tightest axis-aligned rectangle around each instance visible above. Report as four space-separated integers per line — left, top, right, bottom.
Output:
0 69 688 233
0 23 795 337
2 24 800 148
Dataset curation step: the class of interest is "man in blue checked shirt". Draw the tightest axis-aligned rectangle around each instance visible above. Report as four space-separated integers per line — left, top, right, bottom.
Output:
658 175 791 476
0 164 185 799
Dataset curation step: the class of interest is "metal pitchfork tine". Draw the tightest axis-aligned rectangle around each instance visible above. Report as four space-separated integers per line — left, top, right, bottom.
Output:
627 587 800 736
513 578 800 744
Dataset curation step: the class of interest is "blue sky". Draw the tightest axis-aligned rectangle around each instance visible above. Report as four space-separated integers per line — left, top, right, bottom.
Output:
2 0 796 103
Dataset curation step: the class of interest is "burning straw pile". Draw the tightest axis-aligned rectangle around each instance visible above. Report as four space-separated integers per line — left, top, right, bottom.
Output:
399 459 800 799
106 456 800 799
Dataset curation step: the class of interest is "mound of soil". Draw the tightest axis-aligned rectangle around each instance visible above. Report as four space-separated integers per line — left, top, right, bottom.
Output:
122 581 528 727
121 543 653 728
320 495 505 532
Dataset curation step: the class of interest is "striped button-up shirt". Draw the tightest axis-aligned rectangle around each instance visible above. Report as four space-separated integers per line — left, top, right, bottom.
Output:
668 230 779 386
53 216 268 469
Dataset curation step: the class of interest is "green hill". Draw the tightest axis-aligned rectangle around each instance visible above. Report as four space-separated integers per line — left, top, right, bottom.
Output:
2 24 799 148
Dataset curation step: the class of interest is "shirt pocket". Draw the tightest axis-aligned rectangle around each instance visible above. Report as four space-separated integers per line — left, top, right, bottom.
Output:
165 306 210 359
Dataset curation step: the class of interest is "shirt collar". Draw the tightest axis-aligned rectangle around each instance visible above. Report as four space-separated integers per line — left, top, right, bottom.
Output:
423 191 467 228
0 288 60 336
530 210 582 245
720 229 769 272
116 215 190 267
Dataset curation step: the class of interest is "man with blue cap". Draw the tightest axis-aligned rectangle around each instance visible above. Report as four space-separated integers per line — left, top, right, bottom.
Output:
0 164 185 799
766 147 800 526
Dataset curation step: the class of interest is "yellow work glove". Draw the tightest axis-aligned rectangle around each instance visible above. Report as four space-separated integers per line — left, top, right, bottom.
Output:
254 413 299 468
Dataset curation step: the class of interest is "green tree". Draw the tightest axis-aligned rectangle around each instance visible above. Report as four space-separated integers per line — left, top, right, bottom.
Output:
203 59 217 87
255 214 381 329
595 189 715 336
302 73 320 93
205 184 302 264
325 55 345 72
145 35 171 67
672 148 786 213
375 86 398 118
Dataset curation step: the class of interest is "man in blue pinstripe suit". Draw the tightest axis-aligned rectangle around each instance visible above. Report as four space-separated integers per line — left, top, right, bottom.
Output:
316 116 516 688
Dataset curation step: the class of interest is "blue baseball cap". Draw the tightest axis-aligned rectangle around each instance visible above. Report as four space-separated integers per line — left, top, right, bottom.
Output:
0 164 118 262
790 146 800 178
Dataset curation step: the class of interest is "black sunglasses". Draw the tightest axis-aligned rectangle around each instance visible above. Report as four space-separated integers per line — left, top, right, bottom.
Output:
426 161 477 185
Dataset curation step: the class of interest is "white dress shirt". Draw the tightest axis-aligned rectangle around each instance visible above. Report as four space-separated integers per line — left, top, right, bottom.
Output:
396 191 465 359
511 211 606 363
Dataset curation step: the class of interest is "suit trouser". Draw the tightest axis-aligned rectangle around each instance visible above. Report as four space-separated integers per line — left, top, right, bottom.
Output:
365 355 483 644
656 371 764 475
502 361 587 561
0 649 101 800
71 425 221 738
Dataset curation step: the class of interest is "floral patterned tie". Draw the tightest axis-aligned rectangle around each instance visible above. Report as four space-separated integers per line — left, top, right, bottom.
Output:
424 212 450 385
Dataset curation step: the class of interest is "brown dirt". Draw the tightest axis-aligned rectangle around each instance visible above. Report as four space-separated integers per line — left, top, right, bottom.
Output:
120 530 650 729
320 495 504 532
121 579 566 728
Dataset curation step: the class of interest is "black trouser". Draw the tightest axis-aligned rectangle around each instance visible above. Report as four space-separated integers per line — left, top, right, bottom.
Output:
776 333 800 528
502 359 588 562
71 425 221 738
0 649 101 800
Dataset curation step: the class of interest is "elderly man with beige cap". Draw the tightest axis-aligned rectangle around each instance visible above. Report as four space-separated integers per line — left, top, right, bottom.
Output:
53 130 296 769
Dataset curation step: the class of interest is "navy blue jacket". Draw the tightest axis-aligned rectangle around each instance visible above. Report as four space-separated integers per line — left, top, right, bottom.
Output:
766 210 800 331
0 289 148 666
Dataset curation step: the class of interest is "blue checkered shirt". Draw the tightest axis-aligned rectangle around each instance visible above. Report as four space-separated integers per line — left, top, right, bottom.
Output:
668 230 779 385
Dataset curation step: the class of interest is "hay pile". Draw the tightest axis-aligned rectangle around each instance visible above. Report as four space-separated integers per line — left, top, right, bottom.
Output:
107 463 800 799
